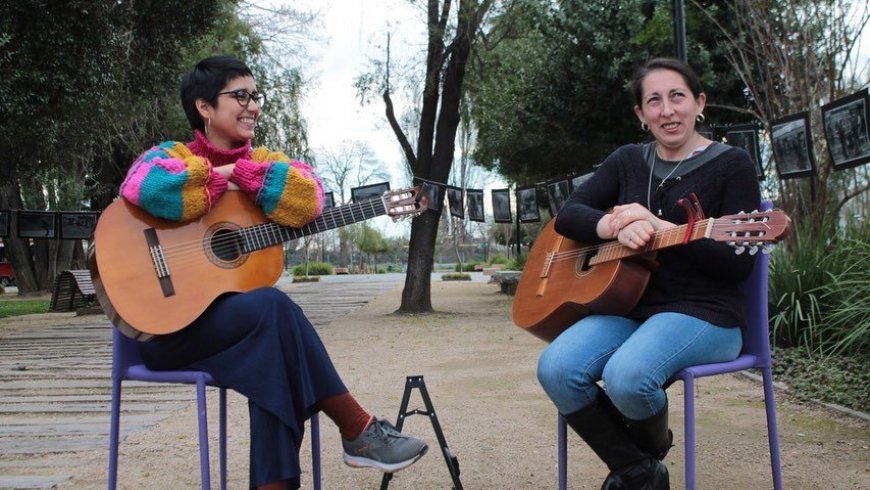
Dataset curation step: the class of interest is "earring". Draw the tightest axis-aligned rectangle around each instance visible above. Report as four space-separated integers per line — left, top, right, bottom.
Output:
696 113 705 123
205 118 211 135
641 122 649 132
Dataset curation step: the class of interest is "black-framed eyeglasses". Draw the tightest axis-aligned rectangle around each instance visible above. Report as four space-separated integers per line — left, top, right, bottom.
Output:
215 89 266 108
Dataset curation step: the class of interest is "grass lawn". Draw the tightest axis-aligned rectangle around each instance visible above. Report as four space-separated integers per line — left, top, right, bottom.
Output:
0 298 51 318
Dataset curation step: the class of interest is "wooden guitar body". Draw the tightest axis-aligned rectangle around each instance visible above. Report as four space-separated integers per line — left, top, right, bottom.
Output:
89 186 426 340
89 192 282 340
512 220 655 342
511 209 791 342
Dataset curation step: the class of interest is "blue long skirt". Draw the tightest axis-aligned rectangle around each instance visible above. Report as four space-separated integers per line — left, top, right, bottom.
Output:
139 287 348 488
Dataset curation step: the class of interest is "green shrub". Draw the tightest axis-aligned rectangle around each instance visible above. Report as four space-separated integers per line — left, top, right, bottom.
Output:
442 273 472 281
292 262 334 276
506 255 526 271
488 255 509 265
454 261 481 272
769 214 869 356
292 275 320 283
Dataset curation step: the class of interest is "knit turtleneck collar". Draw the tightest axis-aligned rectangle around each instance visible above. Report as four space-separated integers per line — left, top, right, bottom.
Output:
187 130 252 166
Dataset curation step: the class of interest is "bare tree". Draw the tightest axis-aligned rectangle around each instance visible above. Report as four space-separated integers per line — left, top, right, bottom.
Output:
360 0 497 312
314 140 391 266
692 0 869 230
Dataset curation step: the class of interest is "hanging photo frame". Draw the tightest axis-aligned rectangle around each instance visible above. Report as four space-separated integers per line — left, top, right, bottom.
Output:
466 189 485 223
770 112 815 179
350 182 391 203
446 186 464 219
0 210 8 238
569 172 593 192
417 180 443 213
17 211 57 239
545 179 571 217
821 88 870 171
491 188 512 223
725 123 764 180
59 212 99 240
516 185 541 223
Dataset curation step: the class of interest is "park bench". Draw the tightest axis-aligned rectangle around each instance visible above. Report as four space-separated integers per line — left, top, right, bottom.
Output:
49 269 100 313
490 270 521 295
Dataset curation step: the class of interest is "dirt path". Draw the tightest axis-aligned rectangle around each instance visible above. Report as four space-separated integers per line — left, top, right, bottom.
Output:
8 281 870 489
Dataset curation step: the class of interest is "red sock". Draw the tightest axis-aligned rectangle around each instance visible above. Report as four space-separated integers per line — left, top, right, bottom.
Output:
315 392 372 441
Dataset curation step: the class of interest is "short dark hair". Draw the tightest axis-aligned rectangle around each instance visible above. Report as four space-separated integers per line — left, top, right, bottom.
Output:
180 55 254 132
631 57 704 107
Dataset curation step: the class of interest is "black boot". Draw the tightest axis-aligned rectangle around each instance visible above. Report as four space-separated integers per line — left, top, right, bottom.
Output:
625 398 674 461
562 388 669 490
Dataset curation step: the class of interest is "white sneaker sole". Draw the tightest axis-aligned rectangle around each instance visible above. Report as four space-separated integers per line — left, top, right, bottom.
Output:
343 446 428 473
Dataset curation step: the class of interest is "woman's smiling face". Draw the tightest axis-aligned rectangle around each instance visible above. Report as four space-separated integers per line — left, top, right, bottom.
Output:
197 75 261 149
634 68 706 160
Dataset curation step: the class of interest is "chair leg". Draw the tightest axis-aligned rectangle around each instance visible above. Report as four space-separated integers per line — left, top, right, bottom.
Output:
683 376 697 490
311 413 321 490
557 412 567 490
761 368 784 490
196 380 212 490
108 378 122 490
219 388 227 490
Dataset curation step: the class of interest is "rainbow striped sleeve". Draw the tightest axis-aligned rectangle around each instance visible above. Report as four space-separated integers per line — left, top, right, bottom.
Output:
230 147 324 227
119 141 228 222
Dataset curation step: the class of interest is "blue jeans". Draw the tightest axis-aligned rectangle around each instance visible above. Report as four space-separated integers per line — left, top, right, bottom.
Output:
537 313 742 420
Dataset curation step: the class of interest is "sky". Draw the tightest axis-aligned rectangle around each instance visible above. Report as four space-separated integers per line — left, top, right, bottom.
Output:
282 0 504 237
294 0 422 187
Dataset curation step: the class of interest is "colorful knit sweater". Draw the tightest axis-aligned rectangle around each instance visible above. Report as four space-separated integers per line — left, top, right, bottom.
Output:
120 130 323 227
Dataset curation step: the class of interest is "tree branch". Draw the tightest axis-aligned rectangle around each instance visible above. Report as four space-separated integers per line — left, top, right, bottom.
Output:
383 90 418 172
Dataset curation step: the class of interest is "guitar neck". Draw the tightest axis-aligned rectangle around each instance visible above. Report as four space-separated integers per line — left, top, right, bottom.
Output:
239 199 386 253
589 218 713 265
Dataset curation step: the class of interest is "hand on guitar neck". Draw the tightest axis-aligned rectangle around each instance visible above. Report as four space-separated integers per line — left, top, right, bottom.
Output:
598 203 676 251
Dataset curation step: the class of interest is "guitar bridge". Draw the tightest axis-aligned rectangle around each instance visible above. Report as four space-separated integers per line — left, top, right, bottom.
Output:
144 228 175 297
541 252 554 278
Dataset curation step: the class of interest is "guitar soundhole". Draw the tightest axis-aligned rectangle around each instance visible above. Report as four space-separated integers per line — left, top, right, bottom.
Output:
576 250 597 274
206 226 246 267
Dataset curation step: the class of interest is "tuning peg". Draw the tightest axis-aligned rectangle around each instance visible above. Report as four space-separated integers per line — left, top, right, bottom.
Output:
761 245 773 254
733 245 745 255
749 245 759 255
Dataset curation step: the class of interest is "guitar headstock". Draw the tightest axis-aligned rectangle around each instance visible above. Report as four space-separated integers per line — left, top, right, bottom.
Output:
381 186 429 222
710 210 792 255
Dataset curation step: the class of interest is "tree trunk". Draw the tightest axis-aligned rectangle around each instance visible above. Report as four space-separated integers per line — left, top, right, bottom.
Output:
396 0 485 312
401 211 441 312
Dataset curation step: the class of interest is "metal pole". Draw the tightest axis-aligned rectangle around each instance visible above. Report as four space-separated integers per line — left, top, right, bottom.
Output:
515 190 521 259
673 0 687 62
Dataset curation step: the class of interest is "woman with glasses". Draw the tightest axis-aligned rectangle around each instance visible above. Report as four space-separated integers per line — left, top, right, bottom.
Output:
118 55 427 490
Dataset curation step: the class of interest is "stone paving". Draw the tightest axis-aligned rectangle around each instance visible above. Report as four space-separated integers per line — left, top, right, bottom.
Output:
0 275 404 489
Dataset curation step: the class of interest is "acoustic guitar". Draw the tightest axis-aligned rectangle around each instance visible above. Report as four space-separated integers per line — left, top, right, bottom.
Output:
512 210 791 342
89 188 426 340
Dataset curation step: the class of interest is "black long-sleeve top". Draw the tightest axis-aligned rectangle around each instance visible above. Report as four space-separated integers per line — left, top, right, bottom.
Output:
554 143 762 328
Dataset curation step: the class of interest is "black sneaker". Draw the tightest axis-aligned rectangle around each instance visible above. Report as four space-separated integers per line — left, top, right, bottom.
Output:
342 418 429 473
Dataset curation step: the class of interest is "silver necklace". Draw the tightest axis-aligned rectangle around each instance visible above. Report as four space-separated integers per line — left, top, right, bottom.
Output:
647 147 687 217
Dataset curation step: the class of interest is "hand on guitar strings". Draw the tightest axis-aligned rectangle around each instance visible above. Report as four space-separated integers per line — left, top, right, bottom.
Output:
602 203 676 250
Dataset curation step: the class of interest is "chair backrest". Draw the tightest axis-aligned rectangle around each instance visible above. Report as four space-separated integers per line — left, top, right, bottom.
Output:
111 327 145 379
739 199 773 366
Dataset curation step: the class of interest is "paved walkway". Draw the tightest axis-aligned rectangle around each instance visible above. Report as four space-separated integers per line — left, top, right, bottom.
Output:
0 275 405 489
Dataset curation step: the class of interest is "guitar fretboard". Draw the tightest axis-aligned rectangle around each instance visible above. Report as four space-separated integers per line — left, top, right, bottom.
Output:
238 198 387 253
589 218 713 265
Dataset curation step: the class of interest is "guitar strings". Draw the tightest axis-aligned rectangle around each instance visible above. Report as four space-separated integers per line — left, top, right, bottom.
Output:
146 200 387 270
543 215 770 266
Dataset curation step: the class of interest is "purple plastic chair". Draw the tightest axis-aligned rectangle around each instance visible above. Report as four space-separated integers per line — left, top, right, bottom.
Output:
557 200 783 490
108 327 322 490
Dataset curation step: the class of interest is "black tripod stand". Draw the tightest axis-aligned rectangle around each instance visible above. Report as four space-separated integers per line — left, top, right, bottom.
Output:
380 375 463 490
